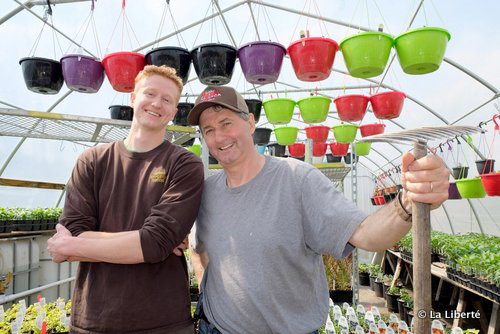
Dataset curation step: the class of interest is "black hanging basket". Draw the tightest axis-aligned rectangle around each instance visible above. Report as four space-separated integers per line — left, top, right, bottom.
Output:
267 143 286 157
19 57 64 94
253 128 272 145
109 105 134 121
245 99 263 123
191 43 237 85
173 102 195 126
145 47 192 85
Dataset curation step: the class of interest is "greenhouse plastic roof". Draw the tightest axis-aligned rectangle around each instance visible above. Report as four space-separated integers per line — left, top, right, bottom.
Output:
0 0 499 235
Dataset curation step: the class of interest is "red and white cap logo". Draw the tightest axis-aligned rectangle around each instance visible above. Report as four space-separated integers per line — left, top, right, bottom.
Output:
200 89 222 102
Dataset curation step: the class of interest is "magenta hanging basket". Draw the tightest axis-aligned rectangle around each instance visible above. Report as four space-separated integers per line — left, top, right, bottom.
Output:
102 51 145 93
60 54 104 93
238 41 286 84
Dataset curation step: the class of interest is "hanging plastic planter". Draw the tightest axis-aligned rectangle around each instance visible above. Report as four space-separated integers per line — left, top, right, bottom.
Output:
339 31 394 78
253 128 272 145
312 142 328 157
274 126 299 146
287 32 338 82
238 41 286 84
305 125 330 143
448 182 462 200
354 141 371 156
370 91 406 120
267 143 286 157
480 173 500 196
288 143 305 158
334 95 369 122
257 145 266 154
191 43 237 85
60 54 104 93
262 98 296 125
297 96 331 123
360 123 385 137
394 27 451 75
145 47 192 84
456 178 486 198
19 57 64 94
475 159 495 175
173 102 194 126
326 154 341 163
102 52 145 93
109 105 133 121
332 124 358 143
329 142 349 156
186 144 201 157
245 99 263 123
452 166 469 180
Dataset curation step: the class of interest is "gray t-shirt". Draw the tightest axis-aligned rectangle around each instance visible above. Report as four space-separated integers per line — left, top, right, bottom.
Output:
195 156 367 334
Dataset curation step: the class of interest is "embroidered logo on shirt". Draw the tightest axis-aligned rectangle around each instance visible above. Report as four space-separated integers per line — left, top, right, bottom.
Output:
201 89 221 102
150 167 166 183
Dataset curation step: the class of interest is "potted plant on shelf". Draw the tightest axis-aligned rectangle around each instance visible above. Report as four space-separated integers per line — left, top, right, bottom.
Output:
368 264 382 290
358 263 370 286
323 254 353 303
385 286 401 313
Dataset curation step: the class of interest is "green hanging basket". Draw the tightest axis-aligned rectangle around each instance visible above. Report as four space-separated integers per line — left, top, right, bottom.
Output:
456 177 486 198
339 31 394 78
394 27 451 75
332 124 358 143
262 98 296 125
297 96 331 124
274 126 299 146
186 144 201 157
354 141 371 156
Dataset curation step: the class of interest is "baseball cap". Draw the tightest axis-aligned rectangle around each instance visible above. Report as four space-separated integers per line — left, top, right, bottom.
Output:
187 86 249 125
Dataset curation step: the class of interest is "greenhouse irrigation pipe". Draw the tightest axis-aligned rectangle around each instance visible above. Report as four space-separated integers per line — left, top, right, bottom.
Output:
0 277 75 305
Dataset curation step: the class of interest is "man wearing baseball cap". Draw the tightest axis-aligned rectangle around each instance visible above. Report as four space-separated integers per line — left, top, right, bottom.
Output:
189 86 449 334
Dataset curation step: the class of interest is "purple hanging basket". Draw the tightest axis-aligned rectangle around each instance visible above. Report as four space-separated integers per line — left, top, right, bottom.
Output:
448 182 462 200
60 54 104 93
238 41 286 84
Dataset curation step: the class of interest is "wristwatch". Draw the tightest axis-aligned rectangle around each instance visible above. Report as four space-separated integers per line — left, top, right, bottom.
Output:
394 191 412 222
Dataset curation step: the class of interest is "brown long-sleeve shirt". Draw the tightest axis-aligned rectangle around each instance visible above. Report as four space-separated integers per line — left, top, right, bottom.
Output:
60 140 204 334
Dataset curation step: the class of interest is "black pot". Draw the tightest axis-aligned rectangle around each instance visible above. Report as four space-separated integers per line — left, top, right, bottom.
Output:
109 105 134 121
209 155 218 164
359 271 370 286
19 57 64 94
370 197 376 206
406 310 414 327
245 99 263 123
180 138 195 147
326 153 342 163
253 128 272 145
343 153 358 164
191 43 237 85
373 280 384 297
382 283 389 297
145 46 192 84
369 275 376 290
329 289 353 304
398 299 406 321
475 159 495 175
386 292 400 313
452 166 469 179
0 221 6 233
267 143 286 157
174 102 194 126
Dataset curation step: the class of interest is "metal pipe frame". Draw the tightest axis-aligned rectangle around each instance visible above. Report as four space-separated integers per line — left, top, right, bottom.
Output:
0 277 75 305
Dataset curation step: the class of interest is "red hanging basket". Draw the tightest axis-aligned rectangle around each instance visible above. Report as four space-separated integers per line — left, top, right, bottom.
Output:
312 142 328 157
480 173 500 196
370 91 406 120
305 125 330 143
334 94 369 122
360 123 386 137
287 36 338 82
288 143 305 158
102 52 145 93
328 142 349 156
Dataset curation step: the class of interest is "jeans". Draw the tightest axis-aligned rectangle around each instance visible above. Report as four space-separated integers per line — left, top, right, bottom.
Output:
198 319 319 334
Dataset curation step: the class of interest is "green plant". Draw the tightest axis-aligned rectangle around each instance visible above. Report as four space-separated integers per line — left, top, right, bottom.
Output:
358 263 369 274
368 264 382 277
387 286 400 295
323 254 352 291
